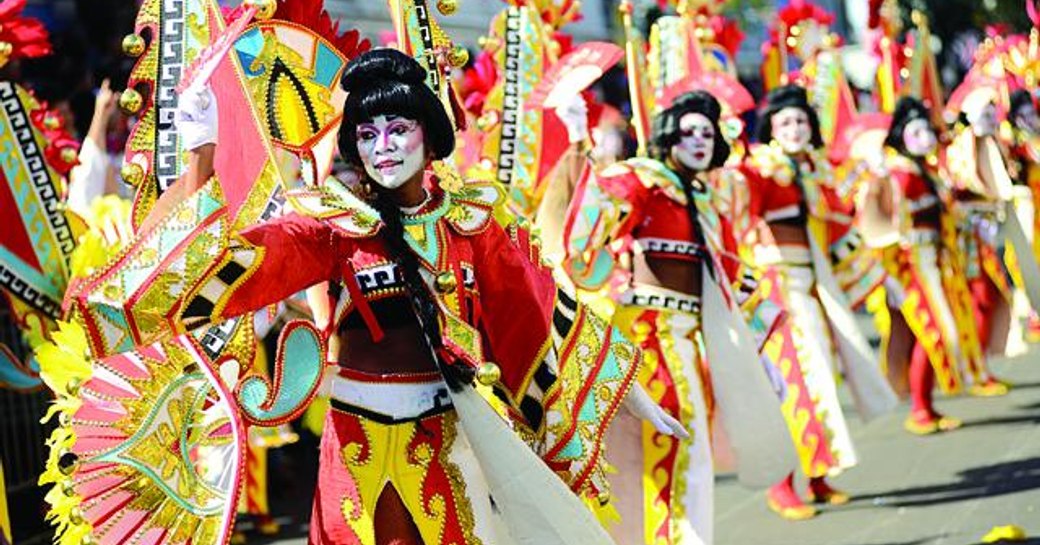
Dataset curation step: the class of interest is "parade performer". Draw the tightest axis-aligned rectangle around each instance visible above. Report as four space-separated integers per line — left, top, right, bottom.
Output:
564 90 793 545
740 84 895 520
65 46 687 545
876 97 972 433
1007 89 1040 261
945 87 1018 391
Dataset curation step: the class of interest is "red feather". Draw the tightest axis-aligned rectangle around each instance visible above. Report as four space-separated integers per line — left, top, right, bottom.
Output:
0 0 52 60
271 0 370 60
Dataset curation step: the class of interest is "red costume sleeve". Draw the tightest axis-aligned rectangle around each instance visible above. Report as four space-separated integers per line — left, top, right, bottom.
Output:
183 212 355 326
471 220 558 396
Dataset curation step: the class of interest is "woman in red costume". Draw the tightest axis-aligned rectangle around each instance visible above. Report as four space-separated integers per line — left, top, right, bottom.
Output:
878 97 968 434
564 91 790 545
740 85 894 520
123 48 684 545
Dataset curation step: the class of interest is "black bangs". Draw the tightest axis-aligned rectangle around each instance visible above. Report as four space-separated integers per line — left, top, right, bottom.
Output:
650 90 731 170
337 50 455 169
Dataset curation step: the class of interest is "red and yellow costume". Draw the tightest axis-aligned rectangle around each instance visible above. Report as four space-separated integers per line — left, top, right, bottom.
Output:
66 171 640 545
736 144 893 480
564 157 793 544
879 154 985 419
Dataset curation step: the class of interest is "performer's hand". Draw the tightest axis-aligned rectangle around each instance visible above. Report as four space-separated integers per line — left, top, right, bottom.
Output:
623 383 691 439
555 93 589 145
175 84 218 151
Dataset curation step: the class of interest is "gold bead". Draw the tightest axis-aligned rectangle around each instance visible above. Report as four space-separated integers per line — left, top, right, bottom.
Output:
447 45 469 68
61 147 78 164
120 162 144 186
81 535 95 545
597 490 612 505
69 507 84 525
245 0 277 20
43 112 62 130
475 362 501 386
435 272 457 293
61 481 77 497
0 40 12 68
66 377 82 397
118 88 144 115
122 34 146 57
437 0 459 16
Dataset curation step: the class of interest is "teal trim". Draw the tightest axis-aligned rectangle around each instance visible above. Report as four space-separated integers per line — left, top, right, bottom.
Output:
240 323 323 422
0 247 60 301
314 43 342 88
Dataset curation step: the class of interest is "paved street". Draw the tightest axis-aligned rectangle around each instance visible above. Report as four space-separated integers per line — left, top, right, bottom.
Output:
251 353 1040 545
717 353 1040 545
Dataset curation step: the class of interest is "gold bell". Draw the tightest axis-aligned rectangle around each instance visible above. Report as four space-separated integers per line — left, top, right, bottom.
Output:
43 112 62 130
82 535 96 545
476 362 501 386
245 0 277 20
0 41 12 68
61 147 78 164
69 507 85 525
597 490 612 505
118 88 144 115
61 481 77 497
437 0 459 16
66 377 83 397
122 34 146 57
120 162 145 186
435 272 457 293
447 44 469 68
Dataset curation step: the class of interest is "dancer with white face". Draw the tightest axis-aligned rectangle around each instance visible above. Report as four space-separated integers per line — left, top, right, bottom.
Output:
876 97 973 435
128 48 689 545
740 84 893 521
564 91 791 545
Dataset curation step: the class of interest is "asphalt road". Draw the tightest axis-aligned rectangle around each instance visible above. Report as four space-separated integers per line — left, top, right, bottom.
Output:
716 352 1040 545
251 352 1040 545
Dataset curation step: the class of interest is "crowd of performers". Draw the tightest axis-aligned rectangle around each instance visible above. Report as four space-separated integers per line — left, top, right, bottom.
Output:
4 0 1040 544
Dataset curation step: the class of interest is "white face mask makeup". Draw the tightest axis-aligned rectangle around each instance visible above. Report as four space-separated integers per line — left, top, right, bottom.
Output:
969 103 998 137
671 112 716 172
356 114 426 189
902 118 937 157
771 106 813 154
1015 104 1040 135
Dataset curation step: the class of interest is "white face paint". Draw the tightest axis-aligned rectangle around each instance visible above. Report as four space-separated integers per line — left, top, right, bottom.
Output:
902 118 937 157
671 112 716 172
355 115 426 189
1015 103 1040 135
969 102 998 137
771 106 813 154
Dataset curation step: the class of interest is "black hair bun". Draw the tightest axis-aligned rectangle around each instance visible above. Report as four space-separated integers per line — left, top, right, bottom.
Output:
764 84 811 111
341 48 427 93
668 91 722 123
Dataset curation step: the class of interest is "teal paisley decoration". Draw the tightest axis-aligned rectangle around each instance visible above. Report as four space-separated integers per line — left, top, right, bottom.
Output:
236 319 325 426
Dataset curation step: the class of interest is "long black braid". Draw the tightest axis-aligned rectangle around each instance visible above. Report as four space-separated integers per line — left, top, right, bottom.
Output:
368 189 470 391
338 49 469 391
678 177 715 280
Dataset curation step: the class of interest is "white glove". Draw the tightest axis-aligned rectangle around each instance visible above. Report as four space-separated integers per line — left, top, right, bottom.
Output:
175 84 218 151
623 382 691 439
554 93 589 145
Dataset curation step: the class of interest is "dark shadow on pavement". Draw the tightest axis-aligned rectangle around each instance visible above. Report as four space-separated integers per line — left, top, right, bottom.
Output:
859 457 1040 508
961 413 1040 428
